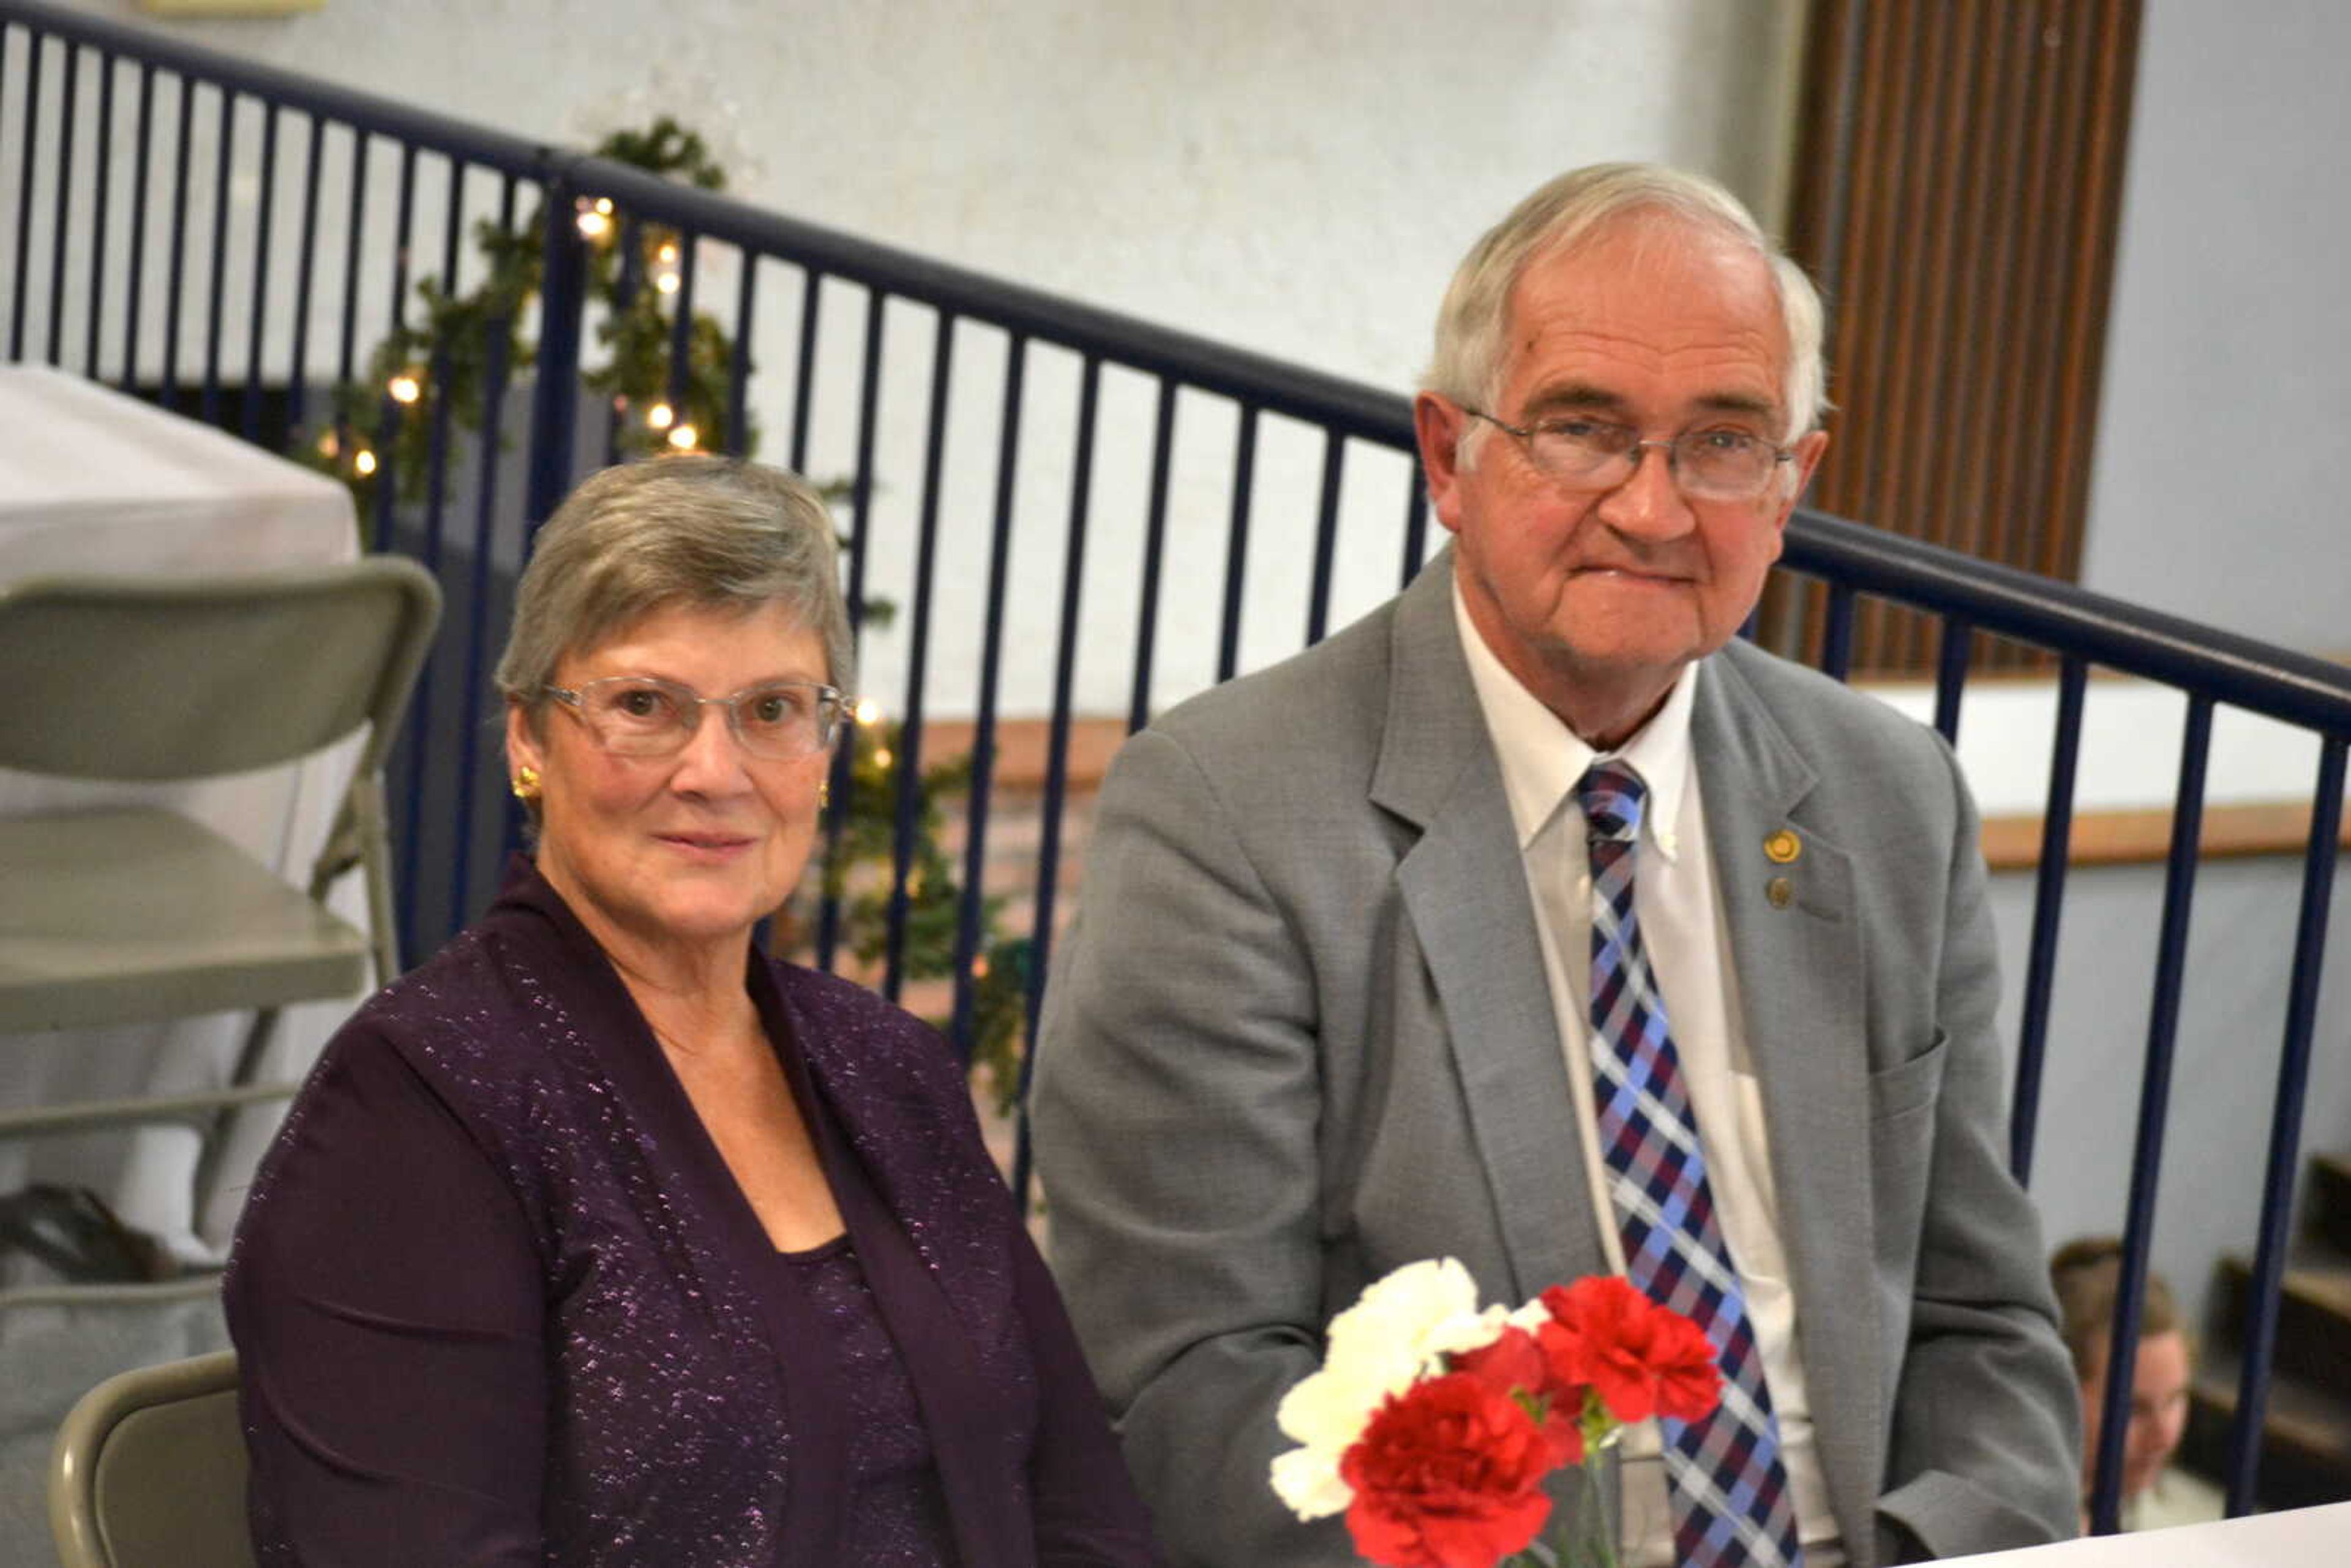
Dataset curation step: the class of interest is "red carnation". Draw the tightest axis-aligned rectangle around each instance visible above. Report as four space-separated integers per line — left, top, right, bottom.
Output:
1538 1277 1723 1427
1450 1324 1547 1398
1449 1326 1583 1465
1340 1371 1560 1568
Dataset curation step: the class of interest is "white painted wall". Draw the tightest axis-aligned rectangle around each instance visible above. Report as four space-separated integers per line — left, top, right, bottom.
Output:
2079 0 2351 658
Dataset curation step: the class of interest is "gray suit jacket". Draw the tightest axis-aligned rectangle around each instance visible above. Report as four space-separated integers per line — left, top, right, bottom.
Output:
1033 552 2078 1566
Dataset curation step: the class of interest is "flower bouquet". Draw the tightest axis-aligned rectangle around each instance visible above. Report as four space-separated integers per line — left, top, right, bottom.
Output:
1270 1259 1723 1568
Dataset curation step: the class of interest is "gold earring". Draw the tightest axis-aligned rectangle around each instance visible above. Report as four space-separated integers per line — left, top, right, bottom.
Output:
512 765 541 803
817 779 830 811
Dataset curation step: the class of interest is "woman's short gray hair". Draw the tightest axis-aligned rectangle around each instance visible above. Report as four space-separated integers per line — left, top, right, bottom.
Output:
494 456 854 710
1423 163 1829 450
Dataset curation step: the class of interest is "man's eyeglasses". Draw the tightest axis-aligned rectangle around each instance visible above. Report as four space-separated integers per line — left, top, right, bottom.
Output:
544 675 849 760
1461 407 1797 502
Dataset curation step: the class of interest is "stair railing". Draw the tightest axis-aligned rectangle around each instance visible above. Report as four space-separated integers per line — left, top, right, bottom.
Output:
5 0 2349 1526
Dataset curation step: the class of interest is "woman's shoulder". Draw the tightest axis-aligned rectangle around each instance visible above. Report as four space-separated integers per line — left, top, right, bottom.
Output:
315 905 594 1139
763 960 992 1153
345 915 540 1050
767 961 959 1068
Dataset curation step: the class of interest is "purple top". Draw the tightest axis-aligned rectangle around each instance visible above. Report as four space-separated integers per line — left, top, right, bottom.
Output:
225 858 1158 1567
780 1236 954 1565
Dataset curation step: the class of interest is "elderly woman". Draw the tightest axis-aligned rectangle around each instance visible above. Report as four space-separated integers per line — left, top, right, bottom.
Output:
226 457 1157 1566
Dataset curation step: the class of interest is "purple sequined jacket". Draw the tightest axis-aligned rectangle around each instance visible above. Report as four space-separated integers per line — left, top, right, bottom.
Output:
225 860 1158 1566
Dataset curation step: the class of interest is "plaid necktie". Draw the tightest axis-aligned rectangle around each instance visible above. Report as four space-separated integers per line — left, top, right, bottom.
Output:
1580 762 1804 1568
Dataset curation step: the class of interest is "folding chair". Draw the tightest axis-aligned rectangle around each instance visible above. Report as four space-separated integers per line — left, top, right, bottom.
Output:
50 1349 252 1568
0 559 441 1220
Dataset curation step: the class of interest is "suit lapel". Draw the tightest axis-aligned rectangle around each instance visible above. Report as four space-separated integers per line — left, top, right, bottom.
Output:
1375 556 1609 1301
1694 648 1880 1553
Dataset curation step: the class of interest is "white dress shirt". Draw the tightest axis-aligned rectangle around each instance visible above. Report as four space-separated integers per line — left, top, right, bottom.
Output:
1454 586 1844 1567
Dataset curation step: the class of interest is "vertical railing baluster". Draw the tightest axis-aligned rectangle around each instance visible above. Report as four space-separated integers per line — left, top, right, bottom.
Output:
509 173 588 868
2227 736 2347 1516
1217 405 1259 683
8 26 42 362
814 287 887 973
526 173 588 528
83 48 113 377
664 228 697 415
2010 654 2088 1183
787 269 821 473
450 173 519 934
334 128 367 391
1014 351 1103 1205
0 23 12 328
331 126 370 489
1125 377 1178 735
1399 481 1428 590
948 335 1026 1062
602 212 641 465
159 72 193 408
397 157 467 955
240 102 279 443
285 115 323 437
2088 694 2213 1535
43 39 77 366
119 62 153 392
1818 583 1858 682
199 86 234 424
1932 614 1973 743
1305 430 1344 645
883 312 957 1004
432 157 465 347
369 140 418 552
724 251 756 456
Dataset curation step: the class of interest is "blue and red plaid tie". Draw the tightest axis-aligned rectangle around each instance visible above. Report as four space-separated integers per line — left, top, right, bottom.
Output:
1580 762 1804 1568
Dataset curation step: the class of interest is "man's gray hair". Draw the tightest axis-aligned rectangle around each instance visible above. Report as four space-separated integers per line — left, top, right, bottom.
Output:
494 456 854 712
1423 163 1829 449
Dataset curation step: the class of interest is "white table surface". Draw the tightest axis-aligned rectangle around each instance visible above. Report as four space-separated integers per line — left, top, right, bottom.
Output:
0 363 370 1261
1941 1502 2351 1565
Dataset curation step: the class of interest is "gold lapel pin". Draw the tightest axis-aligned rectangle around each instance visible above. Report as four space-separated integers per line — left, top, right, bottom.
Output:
1764 828 1801 864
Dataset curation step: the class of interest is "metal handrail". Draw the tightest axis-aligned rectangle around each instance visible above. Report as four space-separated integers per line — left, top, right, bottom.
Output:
1784 509 2351 735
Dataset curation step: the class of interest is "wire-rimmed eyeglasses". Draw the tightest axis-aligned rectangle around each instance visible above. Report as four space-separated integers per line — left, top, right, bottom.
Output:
1461 407 1798 502
544 675 849 760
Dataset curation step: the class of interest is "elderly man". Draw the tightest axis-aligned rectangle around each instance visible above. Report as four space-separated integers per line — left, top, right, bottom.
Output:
1033 164 2078 1567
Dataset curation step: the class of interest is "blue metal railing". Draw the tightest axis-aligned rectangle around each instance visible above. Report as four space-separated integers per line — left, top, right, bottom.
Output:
5 0 2348 1527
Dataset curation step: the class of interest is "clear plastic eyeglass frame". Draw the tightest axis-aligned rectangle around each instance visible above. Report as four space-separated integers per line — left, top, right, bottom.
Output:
1461 406 1797 503
542 675 849 760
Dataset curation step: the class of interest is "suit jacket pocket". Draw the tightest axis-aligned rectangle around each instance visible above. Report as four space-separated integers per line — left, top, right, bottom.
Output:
1867 1030 1949 1322
1869 1029 1949 1123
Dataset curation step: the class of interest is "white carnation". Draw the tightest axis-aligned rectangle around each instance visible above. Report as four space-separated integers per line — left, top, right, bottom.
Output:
1267 1258 1512 1520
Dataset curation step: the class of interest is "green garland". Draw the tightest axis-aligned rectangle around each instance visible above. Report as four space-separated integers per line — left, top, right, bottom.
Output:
296 117 1031 1114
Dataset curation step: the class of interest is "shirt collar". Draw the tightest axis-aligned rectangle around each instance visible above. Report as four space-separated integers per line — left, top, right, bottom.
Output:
1452 578 1699 862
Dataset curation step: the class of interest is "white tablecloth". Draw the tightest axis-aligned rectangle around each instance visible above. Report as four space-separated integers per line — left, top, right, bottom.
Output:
1942 1502 2351 1565
0 364 369 1260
